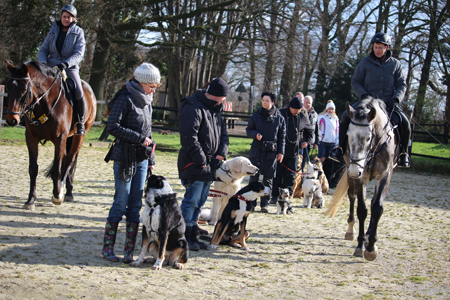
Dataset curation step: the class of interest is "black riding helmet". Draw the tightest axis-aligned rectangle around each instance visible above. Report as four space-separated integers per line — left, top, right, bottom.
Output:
371 32 391 46
62 4 77 18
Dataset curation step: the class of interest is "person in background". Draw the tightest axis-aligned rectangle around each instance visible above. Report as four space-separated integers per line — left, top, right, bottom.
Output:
38 4 86 135
246 91 286 213
271 97 313 203
301 95 319 171
318 100 339 187
178 78 229 251
329 32 410 167
102 63 160 263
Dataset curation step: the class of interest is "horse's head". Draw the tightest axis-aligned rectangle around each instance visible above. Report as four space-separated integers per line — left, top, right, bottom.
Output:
5 60 32 126
346 100 377 179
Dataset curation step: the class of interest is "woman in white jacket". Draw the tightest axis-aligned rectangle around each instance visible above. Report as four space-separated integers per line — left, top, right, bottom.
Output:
318 100 339 186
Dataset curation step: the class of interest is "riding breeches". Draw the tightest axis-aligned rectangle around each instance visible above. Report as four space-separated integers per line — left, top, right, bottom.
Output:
65 68 84 101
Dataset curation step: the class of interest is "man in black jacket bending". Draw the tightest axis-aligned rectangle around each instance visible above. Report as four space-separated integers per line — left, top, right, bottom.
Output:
177 78 229 251
271 97 314 203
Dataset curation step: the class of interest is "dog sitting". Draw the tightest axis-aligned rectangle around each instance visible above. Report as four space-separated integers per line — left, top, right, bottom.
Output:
130 175 188 270
207 157 259 226
301 158 327 209
276 187 294 215
209 182 270 251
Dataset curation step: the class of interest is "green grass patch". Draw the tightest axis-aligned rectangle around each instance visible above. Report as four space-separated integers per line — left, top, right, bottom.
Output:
409 142 450 174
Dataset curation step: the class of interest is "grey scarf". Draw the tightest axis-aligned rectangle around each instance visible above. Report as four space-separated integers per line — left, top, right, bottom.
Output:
125 80 153 108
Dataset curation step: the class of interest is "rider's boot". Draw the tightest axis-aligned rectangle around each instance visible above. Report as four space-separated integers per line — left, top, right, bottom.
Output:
397 110 411 168
75 96 86 135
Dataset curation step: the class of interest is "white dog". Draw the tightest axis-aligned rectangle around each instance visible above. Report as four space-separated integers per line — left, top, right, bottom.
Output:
207 157 259 226
301 161 326 209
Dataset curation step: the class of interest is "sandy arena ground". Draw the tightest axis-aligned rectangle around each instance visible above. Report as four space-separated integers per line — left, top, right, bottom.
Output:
0 142 449 299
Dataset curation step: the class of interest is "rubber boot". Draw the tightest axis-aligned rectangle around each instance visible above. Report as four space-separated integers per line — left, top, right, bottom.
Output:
101 221 120 262
192 225 208 250
185 226 200 251
75 96 86 135
123 221 139 263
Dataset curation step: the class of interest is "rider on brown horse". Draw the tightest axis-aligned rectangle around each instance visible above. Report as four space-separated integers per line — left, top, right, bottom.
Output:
329 32 411 168
38 4 86 135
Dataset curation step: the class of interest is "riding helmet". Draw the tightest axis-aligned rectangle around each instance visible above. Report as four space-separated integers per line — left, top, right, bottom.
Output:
371 32 391 46
61 4 77 18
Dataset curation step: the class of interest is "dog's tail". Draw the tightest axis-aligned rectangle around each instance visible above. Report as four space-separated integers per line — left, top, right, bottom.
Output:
325 169 348 218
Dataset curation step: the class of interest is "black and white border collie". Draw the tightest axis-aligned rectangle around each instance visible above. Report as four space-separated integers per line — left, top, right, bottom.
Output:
130 175 188 270
209 182 270 251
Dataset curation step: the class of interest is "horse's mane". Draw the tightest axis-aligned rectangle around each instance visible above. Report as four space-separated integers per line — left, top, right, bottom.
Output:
28 61 59 78
353 97 387 124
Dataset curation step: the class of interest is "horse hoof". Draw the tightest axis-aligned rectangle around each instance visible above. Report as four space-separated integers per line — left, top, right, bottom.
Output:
64 195 74 202
353 248 364 257
364 246 378 261
52 196 64 205
344 232 354 240
23 203 35 211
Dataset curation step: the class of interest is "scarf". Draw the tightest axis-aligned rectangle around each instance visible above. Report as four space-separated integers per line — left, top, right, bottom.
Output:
260 106 277 118
125 80 153 108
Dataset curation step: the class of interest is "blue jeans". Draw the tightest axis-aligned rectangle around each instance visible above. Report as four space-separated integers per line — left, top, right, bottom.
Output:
318 142 335 159
107 160 148 224
180 180 211 227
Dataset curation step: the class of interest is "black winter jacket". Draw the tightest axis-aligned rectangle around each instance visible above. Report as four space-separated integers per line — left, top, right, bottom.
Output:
177 90 229 181
107 85 154 165
279 107 314 158
246 107 286 177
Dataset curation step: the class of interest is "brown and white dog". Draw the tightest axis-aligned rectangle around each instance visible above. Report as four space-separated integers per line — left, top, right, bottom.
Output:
292 155 304 199
209 182 270 251
207 157 259 226
130 175 188 270
301 157 329 208
293 156 329 199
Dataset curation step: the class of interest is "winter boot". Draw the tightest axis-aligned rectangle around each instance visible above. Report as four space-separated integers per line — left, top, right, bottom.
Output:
185 225 200 251
101 221 120 262
123 221 139 263
192 225 208 250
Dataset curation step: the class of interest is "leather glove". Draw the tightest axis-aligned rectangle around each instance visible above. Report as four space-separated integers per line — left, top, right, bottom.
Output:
56 62 68 71
388 98 399 111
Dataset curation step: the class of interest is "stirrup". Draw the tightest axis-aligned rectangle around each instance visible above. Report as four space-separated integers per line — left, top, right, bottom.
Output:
75 122 86 135
397 153 410 168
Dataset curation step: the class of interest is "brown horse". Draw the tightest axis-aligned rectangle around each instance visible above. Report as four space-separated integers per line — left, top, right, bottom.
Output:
5 60 96 210
326 97 398 261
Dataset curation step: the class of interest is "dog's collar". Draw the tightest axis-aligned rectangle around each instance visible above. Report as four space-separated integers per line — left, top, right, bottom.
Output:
153 193 177 207
217 165 235 183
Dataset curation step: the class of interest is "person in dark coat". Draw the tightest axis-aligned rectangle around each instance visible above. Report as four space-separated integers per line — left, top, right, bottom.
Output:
102 62 160 263
246 91 286 213
330 32 411 167
271 97 313 203
178 78 229 250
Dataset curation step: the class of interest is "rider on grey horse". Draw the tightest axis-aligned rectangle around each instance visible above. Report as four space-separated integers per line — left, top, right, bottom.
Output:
329 32 411 168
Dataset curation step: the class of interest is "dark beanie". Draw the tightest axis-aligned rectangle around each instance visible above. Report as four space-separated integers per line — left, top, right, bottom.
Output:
206 78 229 97
289 97 303 109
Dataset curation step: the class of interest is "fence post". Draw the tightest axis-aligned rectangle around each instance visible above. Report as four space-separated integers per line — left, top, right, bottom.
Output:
444 121 449 144
0 85 4 139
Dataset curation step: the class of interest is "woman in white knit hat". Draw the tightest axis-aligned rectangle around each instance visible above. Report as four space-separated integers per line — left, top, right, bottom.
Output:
101 62 161 263
318 100 339 186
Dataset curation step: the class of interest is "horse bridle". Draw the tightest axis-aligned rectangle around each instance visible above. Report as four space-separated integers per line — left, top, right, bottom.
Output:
347 120 375 170
7 73 63 125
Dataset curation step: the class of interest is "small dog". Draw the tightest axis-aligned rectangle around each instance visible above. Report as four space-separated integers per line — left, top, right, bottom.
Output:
276 188 294 215
207 157 259 226
301 158 327 209
159 129 171 135
130 175 188 270
209 182 271 251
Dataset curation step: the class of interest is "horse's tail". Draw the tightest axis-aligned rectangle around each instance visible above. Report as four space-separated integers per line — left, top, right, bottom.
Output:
325 169 349 218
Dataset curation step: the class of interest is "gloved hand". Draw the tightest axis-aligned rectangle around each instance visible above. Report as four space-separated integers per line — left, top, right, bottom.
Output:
387 98 399 111
56 62 68 71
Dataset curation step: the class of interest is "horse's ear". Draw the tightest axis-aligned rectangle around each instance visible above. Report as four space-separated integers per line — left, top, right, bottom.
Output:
6 60 15 74
368 106 377 122
20 63 29 77
346 101 354 119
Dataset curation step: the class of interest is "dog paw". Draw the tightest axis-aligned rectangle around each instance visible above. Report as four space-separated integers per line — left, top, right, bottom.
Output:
152 264 163 270
175 263 184 270
209 244 217 249
242 246 249 251
130 260 142 267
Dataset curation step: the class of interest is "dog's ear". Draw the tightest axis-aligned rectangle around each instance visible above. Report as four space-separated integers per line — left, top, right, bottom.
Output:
146 174 165 189
232 159 243 173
